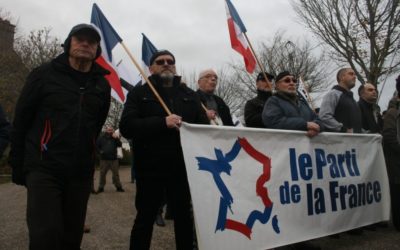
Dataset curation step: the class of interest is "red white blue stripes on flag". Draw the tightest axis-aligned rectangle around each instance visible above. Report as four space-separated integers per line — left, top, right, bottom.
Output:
91 3 125 102
225 0 256 73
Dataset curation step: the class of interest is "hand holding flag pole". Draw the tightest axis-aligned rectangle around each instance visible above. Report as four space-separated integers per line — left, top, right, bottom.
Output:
200 103 219 125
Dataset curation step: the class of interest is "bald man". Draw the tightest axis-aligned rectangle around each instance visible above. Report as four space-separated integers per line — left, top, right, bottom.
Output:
196 69 233 126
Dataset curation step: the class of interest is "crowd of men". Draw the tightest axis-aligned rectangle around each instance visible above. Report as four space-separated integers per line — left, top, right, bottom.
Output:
1 22 399 250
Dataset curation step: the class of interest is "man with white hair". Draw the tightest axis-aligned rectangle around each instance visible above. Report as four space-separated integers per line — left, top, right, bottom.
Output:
196 69 234 126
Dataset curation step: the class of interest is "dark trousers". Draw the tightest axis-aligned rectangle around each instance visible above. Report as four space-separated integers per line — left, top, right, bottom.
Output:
130 172 193 250
390 183 400 230
26 171 92 250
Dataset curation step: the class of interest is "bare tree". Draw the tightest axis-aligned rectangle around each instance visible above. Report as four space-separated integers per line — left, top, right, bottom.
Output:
14 27 63 71
230 31 333 111
291 0 400 86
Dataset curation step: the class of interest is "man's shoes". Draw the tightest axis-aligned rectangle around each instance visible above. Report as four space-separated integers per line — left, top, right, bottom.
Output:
116 187 125 192
97 187 104 193
155 213 166 227
83 225 91 233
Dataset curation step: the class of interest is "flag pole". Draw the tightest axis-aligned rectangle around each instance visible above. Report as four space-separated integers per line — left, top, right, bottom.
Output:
299 76 316 111
243 33 272 88
120 42 172 116
200 103 218 125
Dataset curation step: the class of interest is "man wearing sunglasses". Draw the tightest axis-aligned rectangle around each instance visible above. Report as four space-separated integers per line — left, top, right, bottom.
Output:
10 24 111 249
319 67 362 133
262 71 322 138
244 72 274 128
196 69 234 126
119 50 208 250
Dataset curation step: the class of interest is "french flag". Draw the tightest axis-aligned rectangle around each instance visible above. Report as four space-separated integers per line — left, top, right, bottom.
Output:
141 33 158 77
225 0 256 74
91 3 125 102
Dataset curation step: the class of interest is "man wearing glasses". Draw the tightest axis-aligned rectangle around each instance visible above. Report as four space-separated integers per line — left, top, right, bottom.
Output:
196 69 234 126
319 67 362 133
10 24 111 249
262 71 322 138
119 50 208 250
244 72 274 128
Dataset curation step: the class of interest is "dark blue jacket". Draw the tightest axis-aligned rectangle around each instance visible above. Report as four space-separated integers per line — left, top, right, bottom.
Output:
262 92 322 131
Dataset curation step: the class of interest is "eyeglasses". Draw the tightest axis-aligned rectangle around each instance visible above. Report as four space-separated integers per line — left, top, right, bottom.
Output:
154 59 175 66
280 77 297 84
200 74 218 80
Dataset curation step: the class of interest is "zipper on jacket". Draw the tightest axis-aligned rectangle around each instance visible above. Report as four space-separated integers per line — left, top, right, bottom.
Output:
40 119 52 159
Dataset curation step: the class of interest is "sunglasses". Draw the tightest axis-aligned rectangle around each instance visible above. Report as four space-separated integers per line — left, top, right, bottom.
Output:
154 59 175 66
280 77 297 84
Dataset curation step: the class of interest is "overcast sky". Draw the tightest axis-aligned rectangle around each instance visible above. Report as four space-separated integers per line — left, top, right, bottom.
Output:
2 0 397 109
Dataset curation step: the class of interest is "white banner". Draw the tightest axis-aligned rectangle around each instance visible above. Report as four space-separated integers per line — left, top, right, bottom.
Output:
180 123 390 250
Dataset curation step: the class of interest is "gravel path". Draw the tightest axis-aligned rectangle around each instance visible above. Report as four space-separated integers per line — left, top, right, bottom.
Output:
0 167 399 250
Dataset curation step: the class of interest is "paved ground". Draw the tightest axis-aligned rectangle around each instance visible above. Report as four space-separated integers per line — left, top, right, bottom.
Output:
0 167 399 250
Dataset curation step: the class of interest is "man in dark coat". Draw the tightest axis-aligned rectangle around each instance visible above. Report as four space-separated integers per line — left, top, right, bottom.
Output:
358 83 383 133
96 126 124 193
119 50 208 250
196 69 234 126
244 72 274 128
382 75 400 231
9 24 111 250
0 104 10 156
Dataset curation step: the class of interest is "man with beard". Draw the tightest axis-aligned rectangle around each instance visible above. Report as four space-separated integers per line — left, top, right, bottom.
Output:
245 72 274 128
119 50 208 250
319 67 362 134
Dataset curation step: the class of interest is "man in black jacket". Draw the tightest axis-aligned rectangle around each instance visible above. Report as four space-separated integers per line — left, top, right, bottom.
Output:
119 50 208 250
358 83 383 134
0 104 10 156
244 72 274 128
96 126 124 193
196 69 234 126
10 24 111 250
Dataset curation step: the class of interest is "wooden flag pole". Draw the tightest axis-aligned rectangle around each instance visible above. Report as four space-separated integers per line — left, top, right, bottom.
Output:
200 103 218 125
243 33 272 88
120 42 172 116
299 76 316 111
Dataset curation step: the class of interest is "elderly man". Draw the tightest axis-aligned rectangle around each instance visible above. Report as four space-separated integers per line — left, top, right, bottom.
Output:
262 71 322 137
196 69 233 126
10 24 111 250
119 50 208 250
358 83 383 133
319 68 362 133
244 72 274 128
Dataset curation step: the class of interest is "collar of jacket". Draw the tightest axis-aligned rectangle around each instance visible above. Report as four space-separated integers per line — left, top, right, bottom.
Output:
52 53 110 77
275 91 298 105
359 98 375 109
257 89 272 100
333 84 354 97
148 74 182 89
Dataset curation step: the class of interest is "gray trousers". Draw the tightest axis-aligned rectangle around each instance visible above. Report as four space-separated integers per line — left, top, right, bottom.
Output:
98 160 122 189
